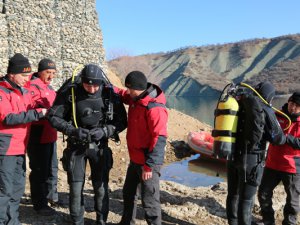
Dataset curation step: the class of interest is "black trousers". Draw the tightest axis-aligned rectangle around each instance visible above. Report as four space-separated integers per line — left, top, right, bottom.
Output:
226 153 264 225
62 144 112 225
46 142 59 202
0 155 26 225
27 142 58 210
258 167 300 225
119 162 161 225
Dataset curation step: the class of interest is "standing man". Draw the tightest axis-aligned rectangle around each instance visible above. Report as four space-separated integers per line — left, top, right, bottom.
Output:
47 64 127 225
0 53 46 224
27 58 59 215
114 71 168 225
258 92 300 225
226 81 287 225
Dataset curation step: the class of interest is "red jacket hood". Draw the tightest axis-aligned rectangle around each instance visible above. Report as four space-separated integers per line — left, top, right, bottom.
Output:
136 83 166 107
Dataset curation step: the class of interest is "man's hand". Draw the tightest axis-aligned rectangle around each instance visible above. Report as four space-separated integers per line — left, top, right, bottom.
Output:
72 127 90 140
41 108 48 116
36 108 48 119
104 125 116 137
142 168 152 181
90 128 105 142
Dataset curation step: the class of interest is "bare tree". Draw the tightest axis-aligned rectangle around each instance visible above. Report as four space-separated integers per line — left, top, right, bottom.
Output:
106 48 133 61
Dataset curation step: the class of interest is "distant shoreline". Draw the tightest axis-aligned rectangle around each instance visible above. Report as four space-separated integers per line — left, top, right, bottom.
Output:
276 94 290 98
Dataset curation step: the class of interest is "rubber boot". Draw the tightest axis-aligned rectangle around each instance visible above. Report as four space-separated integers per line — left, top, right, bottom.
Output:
258 191 275 225
69 182 85 225
226 195 239 225
94 182 109 225
238 199 253 225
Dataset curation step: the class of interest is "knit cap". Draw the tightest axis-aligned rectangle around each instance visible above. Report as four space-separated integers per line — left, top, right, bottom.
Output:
255 81 275 103
38 58 56 72
288 92 300 105
7 53 31 74
125 71 147 90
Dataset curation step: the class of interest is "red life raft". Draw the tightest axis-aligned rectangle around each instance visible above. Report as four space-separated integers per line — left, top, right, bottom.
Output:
187 131 226 163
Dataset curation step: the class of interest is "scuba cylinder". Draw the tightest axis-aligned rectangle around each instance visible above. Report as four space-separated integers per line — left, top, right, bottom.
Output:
212 82 292 160
212 83 239 159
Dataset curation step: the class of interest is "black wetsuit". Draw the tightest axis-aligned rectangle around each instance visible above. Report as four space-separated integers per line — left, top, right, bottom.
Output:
226 95 286 225
48 83 127 225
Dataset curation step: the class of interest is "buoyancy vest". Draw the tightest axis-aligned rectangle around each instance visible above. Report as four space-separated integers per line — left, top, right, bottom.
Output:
234 94 266 154
48 70 127 144
74 86 106 129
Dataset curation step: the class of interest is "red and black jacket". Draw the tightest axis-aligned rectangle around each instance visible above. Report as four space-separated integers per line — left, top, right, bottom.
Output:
265 104 300 173
28 75 57 144
114 83 168 171
0 76 44 155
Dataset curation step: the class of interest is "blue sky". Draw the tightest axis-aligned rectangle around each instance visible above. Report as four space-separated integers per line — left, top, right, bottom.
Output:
96 1 300 59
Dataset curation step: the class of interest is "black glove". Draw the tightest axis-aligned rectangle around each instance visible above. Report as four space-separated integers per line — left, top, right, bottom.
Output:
104 125 116 138
71 127 90 140
90 127 105 142
274 130 287 145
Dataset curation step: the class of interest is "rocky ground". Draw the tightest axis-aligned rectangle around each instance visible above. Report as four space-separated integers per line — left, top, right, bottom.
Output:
19 109 297 225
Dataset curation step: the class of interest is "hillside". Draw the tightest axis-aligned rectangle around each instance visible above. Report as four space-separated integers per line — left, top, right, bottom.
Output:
109 34 300 95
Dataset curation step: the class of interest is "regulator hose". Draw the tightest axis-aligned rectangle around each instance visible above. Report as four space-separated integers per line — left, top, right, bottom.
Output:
71 65 84 128
240 82 291 130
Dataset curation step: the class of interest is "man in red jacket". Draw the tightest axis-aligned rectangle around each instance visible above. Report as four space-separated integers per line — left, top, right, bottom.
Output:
114 71 168 225
258 92 300 225
0 53 47 224
27 58 58 215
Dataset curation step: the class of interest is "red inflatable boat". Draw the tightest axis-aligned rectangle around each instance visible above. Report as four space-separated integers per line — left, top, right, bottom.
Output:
187 131 226 163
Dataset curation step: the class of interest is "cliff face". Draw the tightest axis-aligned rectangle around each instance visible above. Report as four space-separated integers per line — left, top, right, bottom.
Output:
0 0 105 87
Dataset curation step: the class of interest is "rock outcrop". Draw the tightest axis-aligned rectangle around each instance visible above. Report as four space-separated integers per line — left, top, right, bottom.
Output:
0 0 105 88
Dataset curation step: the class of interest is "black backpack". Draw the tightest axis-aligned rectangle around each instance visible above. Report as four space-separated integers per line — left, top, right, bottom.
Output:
236 93 265 152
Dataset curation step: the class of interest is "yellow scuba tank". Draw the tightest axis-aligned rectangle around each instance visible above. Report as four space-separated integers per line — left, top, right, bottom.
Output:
212 84 239 159
212 82 292 160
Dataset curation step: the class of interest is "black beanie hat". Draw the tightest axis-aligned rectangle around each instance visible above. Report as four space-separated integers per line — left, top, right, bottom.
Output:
81 64 105 85
255 81 275 103
125 71 147 90
7 53 31 74
38 58 56 72
288 92 300 105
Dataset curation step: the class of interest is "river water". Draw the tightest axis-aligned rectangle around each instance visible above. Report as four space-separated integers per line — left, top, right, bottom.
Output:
166 95 289 126
161 154 227 187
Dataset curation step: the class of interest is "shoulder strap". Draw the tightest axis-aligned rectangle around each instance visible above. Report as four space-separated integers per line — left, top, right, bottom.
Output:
30 83 43 90
57 76 80 95
0 86 11 94
146 102 166 110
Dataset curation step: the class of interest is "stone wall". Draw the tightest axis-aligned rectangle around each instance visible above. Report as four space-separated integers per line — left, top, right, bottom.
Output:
0 0 105 88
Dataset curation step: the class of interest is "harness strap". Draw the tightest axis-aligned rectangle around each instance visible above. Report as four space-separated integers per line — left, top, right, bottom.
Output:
146 102 166 110
212 130 237 137
214 109 238 116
